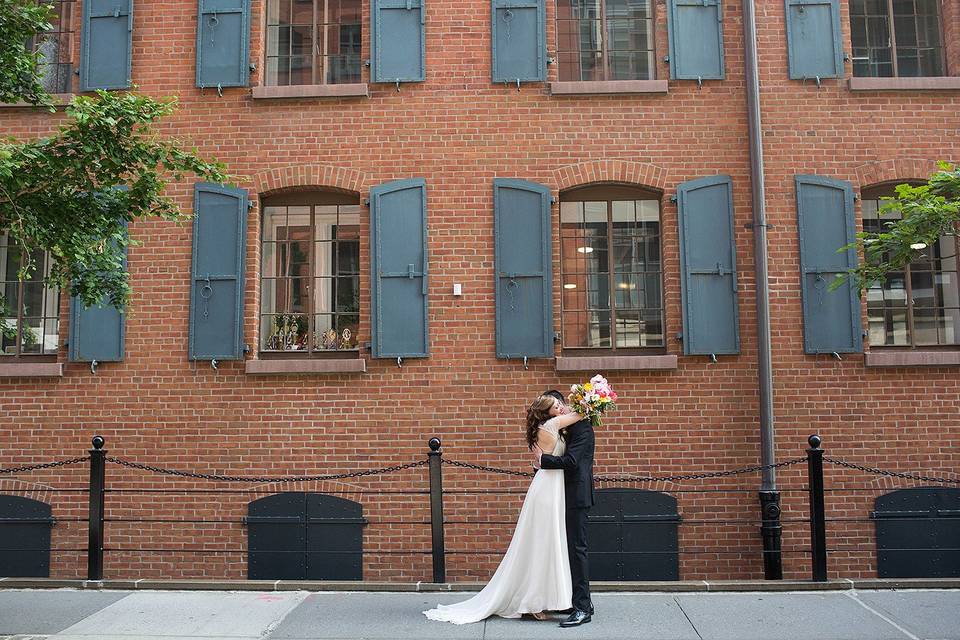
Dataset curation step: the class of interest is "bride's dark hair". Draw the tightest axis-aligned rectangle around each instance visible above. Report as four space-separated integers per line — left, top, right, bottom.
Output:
525 395 556 449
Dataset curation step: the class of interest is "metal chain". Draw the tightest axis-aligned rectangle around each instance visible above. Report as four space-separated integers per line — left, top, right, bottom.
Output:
824 457 960 485
443 457 806 483
105 457 429 483
442 459 535 478
0 457 88 475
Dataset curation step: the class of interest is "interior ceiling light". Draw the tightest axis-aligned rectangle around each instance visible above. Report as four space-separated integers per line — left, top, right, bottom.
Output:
563 283 577 289
577 246 594 253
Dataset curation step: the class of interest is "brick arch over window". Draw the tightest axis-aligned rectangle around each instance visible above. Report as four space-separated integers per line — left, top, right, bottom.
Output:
251 165 370 198
854 158 942 190
552 160 667 193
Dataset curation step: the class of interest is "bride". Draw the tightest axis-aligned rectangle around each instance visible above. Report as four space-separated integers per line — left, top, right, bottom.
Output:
423 393 584 624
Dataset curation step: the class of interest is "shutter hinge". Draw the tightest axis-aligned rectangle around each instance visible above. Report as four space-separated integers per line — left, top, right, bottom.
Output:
708 353 718 363
675 332 683 342
247 200 255 210
670 195 678 203
363 198 370 206
550 196 557 204
249 61 257 72
90 359 99 375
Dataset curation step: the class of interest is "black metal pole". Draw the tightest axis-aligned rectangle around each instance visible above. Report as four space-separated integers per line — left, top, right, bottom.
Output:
428 437 446 583
807 434 827 581
87 436 106 581
759 490 783 579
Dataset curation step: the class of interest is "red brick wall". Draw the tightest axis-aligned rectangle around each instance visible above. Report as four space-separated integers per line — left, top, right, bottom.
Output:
0 0 958 582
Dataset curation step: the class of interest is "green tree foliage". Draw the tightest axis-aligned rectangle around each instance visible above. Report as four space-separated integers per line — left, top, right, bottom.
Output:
0 1 231 312
836 162 960 292
0 0 55 107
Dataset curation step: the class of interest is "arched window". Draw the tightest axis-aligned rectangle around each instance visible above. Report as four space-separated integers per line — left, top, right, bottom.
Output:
863 184 960 347
560 185 664 352
260 191 360 355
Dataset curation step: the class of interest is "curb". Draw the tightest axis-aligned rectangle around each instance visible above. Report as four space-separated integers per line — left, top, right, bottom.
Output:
1 577 959 592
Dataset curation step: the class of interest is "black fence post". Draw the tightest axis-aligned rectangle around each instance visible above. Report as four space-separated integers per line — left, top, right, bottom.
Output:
87 436 106 581
807 434 827 582
428 437 446 583
759 490 783 579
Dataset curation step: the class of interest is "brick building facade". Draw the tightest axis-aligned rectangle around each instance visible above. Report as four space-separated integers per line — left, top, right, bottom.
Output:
1 0 959 582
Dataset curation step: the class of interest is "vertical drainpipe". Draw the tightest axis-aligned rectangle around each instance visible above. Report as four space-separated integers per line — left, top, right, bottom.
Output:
741 0 782 578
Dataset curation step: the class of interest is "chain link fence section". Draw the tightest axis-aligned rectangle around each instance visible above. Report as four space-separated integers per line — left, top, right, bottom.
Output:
824 456 960 485
105 456 429 483
0 457 89 475
443 457 806 483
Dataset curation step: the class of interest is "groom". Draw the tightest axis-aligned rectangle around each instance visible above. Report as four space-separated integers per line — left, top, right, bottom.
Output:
534 389 595 628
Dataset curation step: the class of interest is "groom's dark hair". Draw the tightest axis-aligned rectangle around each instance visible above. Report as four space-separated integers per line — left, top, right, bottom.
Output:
543 389 565 403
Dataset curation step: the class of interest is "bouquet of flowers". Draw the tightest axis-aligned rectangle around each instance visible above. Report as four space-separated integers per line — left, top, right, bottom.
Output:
568 374 618 427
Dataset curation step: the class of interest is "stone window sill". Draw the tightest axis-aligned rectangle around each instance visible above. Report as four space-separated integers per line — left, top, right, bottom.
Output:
555 355 677 371
849 77 960 91
251 84 369 99
0 94 75 109
549 80 669 95
864 350 960 367
245 358 366 375
0 362 63 377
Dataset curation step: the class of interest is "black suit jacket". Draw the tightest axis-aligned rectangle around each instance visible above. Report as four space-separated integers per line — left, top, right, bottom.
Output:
539 417 595 508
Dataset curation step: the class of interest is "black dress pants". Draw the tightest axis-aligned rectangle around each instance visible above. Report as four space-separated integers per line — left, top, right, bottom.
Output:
565 506 591 611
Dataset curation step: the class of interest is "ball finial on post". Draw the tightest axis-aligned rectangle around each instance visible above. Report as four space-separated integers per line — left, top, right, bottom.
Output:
808 434 822 449
91 436 105 450
428 437 441 452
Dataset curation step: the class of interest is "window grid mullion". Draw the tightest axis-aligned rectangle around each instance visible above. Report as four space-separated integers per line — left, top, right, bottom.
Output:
307 205 316 352
886 0 899 77
606 199 617 349
599 0 609 82
905 262 916 347
14 250 25 357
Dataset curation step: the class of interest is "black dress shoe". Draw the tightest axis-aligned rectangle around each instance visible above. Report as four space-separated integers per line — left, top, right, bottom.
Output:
559 609 592 628
558 603 594 615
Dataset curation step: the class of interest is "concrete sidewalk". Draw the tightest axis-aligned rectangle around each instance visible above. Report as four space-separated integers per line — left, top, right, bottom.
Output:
1 588 958 640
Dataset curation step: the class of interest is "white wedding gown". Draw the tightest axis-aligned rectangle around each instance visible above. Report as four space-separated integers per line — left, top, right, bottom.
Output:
423 417 572 624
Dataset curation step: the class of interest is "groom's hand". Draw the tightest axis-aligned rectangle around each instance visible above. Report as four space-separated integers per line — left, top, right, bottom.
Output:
531 445 542 470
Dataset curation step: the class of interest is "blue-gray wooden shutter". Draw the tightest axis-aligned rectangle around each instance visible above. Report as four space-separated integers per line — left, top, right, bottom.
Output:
80 0 133 91
370 179 429 358
371 0 426 83
677 175 740 355
69 220 128 363
494 179 552 358
491 0 546 84
196 0 251 89
795 175 862 354
785 0 843 80
189 183 248 361
667 0 725 81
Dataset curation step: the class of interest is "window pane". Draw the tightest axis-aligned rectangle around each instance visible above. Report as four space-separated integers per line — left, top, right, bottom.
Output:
311 276 332 315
